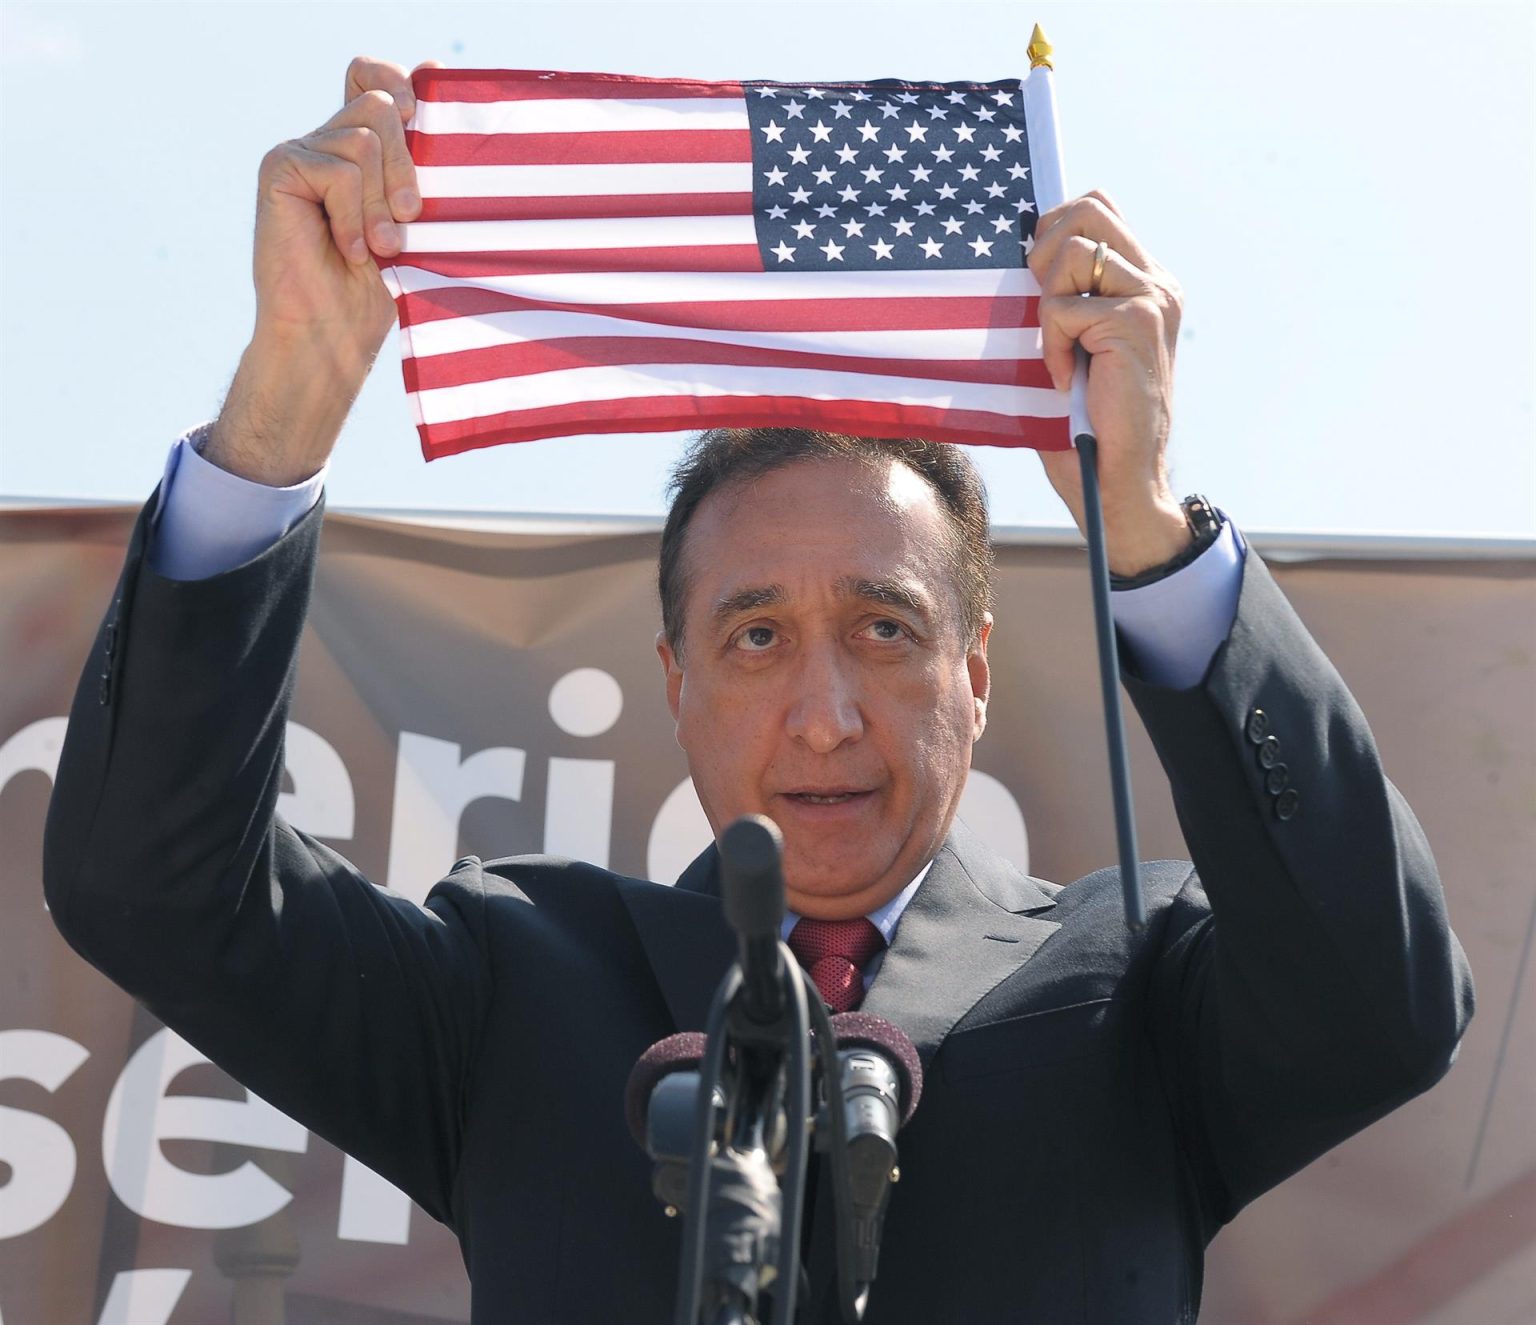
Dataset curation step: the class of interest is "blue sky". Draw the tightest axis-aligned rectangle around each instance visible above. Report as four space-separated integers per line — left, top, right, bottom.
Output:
1 0 1531 534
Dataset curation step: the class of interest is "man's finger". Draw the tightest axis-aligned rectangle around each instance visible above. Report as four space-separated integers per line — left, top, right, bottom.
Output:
344 55 417 120
408 60 448 111
1037 291 1172 393
1037 233 1152 301
262 143 369 265
1034 190 1126 242
1078 188 1125 220
313 89 420 223
1029 193 1153 280
304 126 400 257
1032 233 1159 392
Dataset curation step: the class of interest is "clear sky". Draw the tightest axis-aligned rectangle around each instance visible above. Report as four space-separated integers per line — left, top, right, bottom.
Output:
1 0 1531 535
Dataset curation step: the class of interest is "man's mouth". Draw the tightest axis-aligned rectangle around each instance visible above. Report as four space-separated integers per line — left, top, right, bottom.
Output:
783 789 868 805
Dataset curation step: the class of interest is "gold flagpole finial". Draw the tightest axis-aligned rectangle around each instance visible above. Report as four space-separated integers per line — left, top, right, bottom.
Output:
1027 23 1054 70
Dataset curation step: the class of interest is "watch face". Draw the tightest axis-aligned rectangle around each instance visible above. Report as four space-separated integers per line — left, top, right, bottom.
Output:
1181 495 1221 541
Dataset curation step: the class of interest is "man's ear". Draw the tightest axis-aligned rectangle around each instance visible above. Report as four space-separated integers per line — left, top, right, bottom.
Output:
969 613 993 740
656 631 683 724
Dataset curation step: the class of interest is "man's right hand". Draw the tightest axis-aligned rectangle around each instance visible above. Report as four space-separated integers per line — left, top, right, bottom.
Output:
204 57 438 486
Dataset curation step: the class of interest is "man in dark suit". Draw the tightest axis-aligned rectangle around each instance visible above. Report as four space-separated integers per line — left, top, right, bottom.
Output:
43 57 1471 1323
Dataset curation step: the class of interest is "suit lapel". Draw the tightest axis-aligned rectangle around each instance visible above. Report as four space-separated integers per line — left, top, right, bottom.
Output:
805 824 1060 1317
861 820 1060 1066
630 828 1061 1057
616 849 735 1032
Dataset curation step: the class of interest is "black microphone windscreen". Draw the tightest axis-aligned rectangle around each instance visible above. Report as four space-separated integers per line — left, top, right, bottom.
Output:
719 815 785 939
623 1031 708 1146
829 1012 923 1123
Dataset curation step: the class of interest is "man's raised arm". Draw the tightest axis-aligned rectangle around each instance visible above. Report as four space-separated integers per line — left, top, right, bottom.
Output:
1023 192 1472 1227
41 58 493 1225
151 58 433 581
207 56 424 486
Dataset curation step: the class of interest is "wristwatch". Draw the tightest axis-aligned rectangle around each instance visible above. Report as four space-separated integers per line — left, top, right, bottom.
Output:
1108 494 1225 590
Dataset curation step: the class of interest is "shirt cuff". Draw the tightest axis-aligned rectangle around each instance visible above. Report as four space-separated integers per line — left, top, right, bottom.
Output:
150 423 327 581
1109 521 1246 690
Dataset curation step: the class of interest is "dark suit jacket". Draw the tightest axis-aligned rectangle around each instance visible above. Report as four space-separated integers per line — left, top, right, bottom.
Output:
43 498 1472 1324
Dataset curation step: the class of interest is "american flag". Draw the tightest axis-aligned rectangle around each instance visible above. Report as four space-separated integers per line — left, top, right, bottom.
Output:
382 69 1069 460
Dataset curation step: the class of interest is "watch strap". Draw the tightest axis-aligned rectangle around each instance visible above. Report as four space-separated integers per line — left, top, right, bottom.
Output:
1108 494 1224 591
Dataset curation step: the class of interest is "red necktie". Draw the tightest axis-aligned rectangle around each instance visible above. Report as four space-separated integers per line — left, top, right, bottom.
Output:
787 917 886 1013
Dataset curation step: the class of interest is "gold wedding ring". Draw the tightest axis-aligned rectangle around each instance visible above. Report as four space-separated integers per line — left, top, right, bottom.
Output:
1088 240 1109 296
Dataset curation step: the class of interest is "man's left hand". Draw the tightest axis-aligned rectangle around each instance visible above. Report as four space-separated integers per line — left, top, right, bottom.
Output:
1027 192 1191 577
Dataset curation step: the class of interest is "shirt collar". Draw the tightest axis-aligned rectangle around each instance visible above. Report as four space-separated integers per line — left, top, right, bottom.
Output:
780 860 933 944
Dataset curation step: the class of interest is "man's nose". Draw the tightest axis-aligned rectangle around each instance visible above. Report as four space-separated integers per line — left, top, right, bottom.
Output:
785 646 864 753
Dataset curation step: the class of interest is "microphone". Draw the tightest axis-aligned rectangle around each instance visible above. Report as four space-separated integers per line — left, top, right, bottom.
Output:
624 1032 718 1215
625 1032 710 1151
719 815 788 1035
827 1012 924 1286
829 1012 923 1125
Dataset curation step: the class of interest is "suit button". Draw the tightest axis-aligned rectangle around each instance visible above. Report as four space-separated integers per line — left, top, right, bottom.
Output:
1265 763 1289 795
1275 788 1301 821
1257 736 1282 769
104 623 117 658
1246 708 1269 744
97 674 111 706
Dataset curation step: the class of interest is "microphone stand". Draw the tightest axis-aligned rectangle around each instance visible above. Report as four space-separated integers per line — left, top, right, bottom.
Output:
670 809 876 1323
674 945 813 1325
674 957 876 1324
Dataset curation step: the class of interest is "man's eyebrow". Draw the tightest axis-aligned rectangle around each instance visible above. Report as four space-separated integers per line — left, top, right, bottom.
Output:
709 578 935 625
838 576 934 622
711 584 784 623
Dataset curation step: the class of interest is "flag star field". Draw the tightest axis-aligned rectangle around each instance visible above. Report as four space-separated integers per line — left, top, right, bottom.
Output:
745 81 1037 272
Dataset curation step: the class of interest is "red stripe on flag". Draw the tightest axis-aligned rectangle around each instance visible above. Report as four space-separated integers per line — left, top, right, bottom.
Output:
416 193 754 222
416 395 1072 459
396 287 1040 333
407 128 753 166
402 337 1055 393
399 245 766 278
414 71 746 103
390 70 1066 455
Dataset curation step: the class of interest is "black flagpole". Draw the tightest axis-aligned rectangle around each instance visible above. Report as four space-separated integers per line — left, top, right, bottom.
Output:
1024 26 1146 931
1075 434 1146 931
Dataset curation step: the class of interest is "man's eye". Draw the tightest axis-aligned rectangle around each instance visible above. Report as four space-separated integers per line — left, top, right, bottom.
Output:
865 619 907 641
736 625 777 651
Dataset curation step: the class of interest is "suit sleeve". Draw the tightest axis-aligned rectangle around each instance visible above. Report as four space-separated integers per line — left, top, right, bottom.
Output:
42 494 492 1227
1123 551 1474 1232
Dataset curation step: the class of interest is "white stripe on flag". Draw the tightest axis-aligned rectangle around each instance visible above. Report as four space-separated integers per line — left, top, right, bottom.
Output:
411 98 750 136
414 161 754 199
397 214 757 253
403 309 1043 362
391 264 1041 304
414 362 1061 425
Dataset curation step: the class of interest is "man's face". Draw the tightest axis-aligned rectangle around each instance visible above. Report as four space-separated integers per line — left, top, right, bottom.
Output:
657 456 991 920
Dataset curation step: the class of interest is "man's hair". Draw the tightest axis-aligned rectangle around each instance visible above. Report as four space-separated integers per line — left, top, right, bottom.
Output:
659 427 994 656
